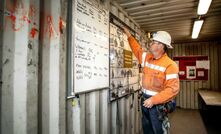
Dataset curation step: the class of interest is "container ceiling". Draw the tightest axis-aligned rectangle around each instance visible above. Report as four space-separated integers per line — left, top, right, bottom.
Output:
116 0 221 43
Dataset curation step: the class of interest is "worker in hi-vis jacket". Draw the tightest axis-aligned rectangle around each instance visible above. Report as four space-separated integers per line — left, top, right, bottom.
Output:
124 27 180 134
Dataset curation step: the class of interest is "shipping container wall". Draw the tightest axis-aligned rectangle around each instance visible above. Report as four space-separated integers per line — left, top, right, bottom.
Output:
67 90 143 134
67 1 143 134
168 42 221 109
0 0 68 134
0 0 143 134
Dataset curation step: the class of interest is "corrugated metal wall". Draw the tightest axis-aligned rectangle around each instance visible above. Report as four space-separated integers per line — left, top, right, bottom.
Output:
1 0 40 133
67 1 144 134
0 0 67 133
4 0 220 134
168 42 221 109
67 90 143 134
0 0 144 134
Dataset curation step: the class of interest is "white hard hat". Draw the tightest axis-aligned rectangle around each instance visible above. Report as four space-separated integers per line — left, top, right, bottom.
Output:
152 31 173 49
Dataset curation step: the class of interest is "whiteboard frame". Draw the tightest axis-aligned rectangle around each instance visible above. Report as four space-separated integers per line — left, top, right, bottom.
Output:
66 0 74 98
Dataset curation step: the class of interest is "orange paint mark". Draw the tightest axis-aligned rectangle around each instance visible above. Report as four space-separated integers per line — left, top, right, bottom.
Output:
4 0 25 31
59 17 63 34
4 1 36 32
46 15 59 39
30 25 38 38
10 14 16 23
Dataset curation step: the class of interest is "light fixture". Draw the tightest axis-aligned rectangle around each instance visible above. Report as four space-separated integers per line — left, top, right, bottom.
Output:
191 20 204 39
197 0 212 15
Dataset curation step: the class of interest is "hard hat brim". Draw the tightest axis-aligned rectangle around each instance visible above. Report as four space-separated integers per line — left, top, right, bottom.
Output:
150 39 173 49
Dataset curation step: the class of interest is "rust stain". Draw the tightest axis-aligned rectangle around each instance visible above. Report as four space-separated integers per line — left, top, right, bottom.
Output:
29 5 36 19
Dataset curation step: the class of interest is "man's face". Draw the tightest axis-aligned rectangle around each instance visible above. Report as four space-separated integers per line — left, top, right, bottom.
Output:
149 40 164 58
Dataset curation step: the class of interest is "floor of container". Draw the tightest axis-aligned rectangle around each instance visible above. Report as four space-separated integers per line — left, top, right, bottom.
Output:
169 108 221 134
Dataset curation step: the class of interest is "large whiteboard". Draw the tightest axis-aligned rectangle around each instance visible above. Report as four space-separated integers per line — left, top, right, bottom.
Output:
73 0 109 93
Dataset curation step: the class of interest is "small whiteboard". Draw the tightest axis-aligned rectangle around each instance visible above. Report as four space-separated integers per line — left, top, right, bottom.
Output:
72 0 109 93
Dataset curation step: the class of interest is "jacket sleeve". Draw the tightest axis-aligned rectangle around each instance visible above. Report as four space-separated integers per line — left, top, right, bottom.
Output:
127 36 144 64
150 62 180 105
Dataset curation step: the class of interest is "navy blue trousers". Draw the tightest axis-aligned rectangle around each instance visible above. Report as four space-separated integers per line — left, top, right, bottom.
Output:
141 93 163 134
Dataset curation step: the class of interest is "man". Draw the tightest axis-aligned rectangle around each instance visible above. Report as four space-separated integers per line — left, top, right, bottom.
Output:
123 28 180 134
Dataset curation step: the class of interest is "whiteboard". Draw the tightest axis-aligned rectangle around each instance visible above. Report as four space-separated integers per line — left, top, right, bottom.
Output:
73 0 109 93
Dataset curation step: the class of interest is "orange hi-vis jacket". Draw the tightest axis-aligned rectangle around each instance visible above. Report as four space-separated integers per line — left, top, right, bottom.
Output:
128 36 180 105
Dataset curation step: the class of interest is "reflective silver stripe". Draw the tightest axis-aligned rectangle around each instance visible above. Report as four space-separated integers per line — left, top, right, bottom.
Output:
166 74 178 80
141 52 147 67
142 88 158 96
145 62 166 72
